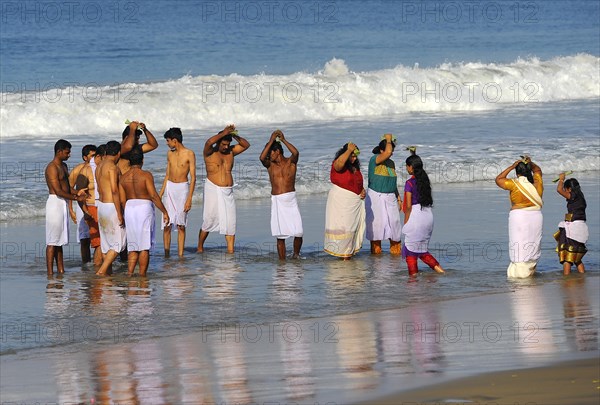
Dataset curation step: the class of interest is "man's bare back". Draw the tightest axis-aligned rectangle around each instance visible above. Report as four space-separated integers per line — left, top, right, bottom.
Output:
79 165 97 205
120 168 155 200
97 159 119 204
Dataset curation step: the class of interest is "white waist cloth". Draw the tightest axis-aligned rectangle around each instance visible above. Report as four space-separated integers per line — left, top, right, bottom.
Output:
201 178 236 235
46 195 69 246
507 209 543 278
75 203 90 241
97 201 126 254
125 199 155 252
324 185 365 257
162 180 189 230
271 191 303 239
90 159 99 201
402 204 433 254
558 220 589 244
365 188 402 241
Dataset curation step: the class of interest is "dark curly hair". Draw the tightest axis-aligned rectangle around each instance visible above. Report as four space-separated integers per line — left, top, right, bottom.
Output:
334 143 360 171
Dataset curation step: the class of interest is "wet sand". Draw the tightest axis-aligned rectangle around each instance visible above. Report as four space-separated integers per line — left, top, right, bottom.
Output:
362 357 600 405
1 276 598 403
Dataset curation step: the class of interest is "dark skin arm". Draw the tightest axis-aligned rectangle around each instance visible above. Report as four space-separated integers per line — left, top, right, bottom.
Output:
404 190 412 224
259 131 279 168
108 166 124 226
121 121 139 155
138 123 159 153
333 143 356 172
277 130 298 163
231 134 251 156
146 173 170 225
495 160 520 188
118 180 127 211
46 163 85 202
204 125 235 157
556 173 571 199
375 133 394 164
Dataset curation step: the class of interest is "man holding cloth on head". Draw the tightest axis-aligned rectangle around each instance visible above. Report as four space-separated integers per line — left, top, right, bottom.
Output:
197 124 250 254
260 130 303 260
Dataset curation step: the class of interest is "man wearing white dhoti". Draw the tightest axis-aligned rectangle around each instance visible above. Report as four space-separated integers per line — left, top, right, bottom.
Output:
160 128 196 257
260 130 303 260
324 142 366 259
365 134 402 255
198 124 250 254
496 157 544 278
121 147 169 276
44 139 86 275
95 140 127 276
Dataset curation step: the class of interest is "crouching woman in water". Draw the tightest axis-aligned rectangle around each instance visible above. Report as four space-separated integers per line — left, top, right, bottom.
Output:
401 154 445 276
555 175 588 275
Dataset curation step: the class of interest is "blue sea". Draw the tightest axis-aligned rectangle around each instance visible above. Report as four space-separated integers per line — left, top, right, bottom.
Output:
1 0 599 403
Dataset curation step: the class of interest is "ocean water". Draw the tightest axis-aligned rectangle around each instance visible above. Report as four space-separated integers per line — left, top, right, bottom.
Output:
1 0 599 400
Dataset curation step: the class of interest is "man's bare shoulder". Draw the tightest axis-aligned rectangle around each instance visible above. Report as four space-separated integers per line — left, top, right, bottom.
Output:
182 148 196 162
71 162 86 172
45 161 58 176
82 164 94 176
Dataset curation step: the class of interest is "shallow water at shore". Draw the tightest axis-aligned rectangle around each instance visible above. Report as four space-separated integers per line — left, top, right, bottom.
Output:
1 175 598 357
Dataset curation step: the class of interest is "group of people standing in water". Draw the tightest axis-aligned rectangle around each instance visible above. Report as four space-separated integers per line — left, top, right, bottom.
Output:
324 136 588 278
44 123 589 278
324 133 445 277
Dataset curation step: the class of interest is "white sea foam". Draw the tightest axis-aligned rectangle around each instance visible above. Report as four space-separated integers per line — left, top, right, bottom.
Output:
1 54 598 139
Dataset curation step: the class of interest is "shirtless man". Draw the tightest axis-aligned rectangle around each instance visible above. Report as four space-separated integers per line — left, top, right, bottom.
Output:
120 146 169 276
159 128 196 257
118 121 159 174
95 140 127 276
44 139 86 275
68 144 96 263
197 124 250 253
259 130 303 260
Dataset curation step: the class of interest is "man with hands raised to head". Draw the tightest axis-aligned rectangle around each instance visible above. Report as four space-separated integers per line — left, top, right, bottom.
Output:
260 130 303 260
197 124 250 254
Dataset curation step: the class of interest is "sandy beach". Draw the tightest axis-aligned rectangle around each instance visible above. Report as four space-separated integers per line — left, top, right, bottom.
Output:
362 357 600 405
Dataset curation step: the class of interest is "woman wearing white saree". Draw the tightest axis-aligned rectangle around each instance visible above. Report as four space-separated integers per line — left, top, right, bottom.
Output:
324 142 366 259
495 157 544 278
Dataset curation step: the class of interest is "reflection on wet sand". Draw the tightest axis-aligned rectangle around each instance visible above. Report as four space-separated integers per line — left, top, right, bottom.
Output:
271 263 304 304
509 279 558 356
281 329 315 401
35 278 598 404
561 277 598 352
200 259 242 300
336 315 379 390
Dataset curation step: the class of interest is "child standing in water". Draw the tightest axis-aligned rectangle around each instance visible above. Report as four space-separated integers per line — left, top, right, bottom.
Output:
555 174 588 275
401 154 445 276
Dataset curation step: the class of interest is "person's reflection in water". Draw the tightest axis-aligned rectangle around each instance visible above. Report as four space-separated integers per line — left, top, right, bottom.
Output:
561 277 598 352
